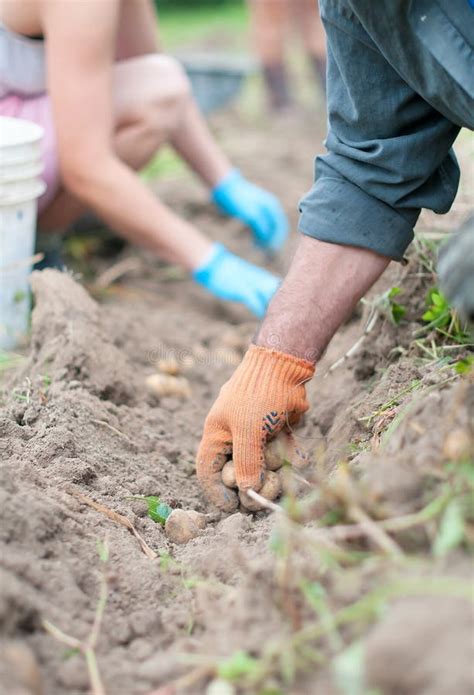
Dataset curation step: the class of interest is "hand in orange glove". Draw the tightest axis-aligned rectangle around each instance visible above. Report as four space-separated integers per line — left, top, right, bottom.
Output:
196 344 315 511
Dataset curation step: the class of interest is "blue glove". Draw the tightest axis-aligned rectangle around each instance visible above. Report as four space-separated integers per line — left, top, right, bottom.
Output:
193 243 280 318
211 169 288 252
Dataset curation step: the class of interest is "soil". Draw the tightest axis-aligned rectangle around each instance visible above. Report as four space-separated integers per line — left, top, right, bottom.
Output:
1 105 473 695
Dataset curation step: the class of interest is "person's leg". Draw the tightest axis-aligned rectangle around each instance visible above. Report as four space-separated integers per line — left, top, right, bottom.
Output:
39 53 232 231
294 0 327 94
39 54 190 230
248 0 293 111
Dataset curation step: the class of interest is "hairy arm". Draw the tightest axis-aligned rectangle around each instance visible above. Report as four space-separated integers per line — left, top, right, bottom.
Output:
41 0 210 269
257 235 390 362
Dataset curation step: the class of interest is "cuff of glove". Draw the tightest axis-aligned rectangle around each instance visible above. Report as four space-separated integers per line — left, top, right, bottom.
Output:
211 168 242 204
241 344 315 391
192 242 227 285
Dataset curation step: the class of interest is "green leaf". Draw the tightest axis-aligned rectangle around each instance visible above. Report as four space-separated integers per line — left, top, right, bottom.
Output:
391 302 406 325
422 309 436 322
145 496 172 525
62 647 81 660
433 499 465 556
158 550 174 571
455 356 474 375
301 580 326 612
218 651 261 682
388 287 402 298
269 529 286 556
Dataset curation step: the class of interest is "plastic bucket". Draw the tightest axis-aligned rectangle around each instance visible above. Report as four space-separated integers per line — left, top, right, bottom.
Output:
177 53 256 115
0 115 44 164
0 116 46 350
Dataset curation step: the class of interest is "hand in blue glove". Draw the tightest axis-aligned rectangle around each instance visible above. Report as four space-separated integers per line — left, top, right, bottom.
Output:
211 169 288 252
193 243 280 318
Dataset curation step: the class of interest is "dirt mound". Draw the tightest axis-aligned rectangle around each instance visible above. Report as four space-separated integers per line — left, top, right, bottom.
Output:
1 115 473 695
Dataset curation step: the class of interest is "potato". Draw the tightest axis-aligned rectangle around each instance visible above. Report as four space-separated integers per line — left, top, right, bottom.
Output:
265 431 309 470
221 460 237 489
165 509 200 544
239 471 282 512
2 641 43 695
145 373 191 399
443 428 472 461
157 357 180 376
185 510 207 530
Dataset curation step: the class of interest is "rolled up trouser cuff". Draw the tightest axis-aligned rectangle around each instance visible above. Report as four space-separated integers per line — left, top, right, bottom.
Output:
298 176 420 261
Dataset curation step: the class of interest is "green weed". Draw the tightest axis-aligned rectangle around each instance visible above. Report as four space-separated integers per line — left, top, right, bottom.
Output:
127 495 172 525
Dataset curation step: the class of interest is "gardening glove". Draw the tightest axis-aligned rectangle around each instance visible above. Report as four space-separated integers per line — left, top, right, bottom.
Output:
211 169 288 252
193 242 280 318
196 344 315 511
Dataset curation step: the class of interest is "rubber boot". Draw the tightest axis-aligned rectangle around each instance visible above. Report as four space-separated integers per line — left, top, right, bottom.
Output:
263 63 293 111
34 231 65 271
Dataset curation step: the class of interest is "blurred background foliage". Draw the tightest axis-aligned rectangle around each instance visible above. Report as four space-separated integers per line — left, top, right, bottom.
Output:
156 0 248 50
144 1 251 181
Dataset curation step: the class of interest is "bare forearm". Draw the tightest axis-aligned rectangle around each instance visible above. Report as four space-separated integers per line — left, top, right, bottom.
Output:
65 157 211 270
257 236 390 362
170 99 232 188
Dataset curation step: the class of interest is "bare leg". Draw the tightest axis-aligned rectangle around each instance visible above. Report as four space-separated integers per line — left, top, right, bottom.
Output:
170 97 231 188
248 0 292 111
294 0 327 93
257 236 390 361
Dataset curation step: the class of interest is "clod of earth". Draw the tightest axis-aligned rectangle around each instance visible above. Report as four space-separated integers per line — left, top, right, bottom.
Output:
165 509 206 544
145 373 191 398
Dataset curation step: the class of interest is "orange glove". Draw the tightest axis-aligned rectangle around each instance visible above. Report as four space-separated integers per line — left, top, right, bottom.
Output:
196 344 315 511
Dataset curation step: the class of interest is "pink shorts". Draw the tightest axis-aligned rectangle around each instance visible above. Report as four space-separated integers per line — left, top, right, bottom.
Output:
0 93 60 213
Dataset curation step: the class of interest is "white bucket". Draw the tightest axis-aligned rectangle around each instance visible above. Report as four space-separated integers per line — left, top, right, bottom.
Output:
0 116 46 350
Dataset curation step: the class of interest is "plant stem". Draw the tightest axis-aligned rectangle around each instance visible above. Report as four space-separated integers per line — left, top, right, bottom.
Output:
85 647 106 695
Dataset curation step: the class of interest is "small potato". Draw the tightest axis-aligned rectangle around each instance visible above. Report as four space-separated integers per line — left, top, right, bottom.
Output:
165 509 200 544
239 471 282 512
265 431 309 471
2 641 43 695
145 373 191 399
443 428 472 461
265 435 287 471
185 510 207 530
158 357 180 376
221 460 237 489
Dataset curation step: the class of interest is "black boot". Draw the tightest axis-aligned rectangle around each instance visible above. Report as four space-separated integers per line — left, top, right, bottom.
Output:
263 63 293 111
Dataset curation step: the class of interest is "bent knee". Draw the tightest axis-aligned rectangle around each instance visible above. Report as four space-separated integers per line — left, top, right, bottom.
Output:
136 53 191 101
114 53 191 123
